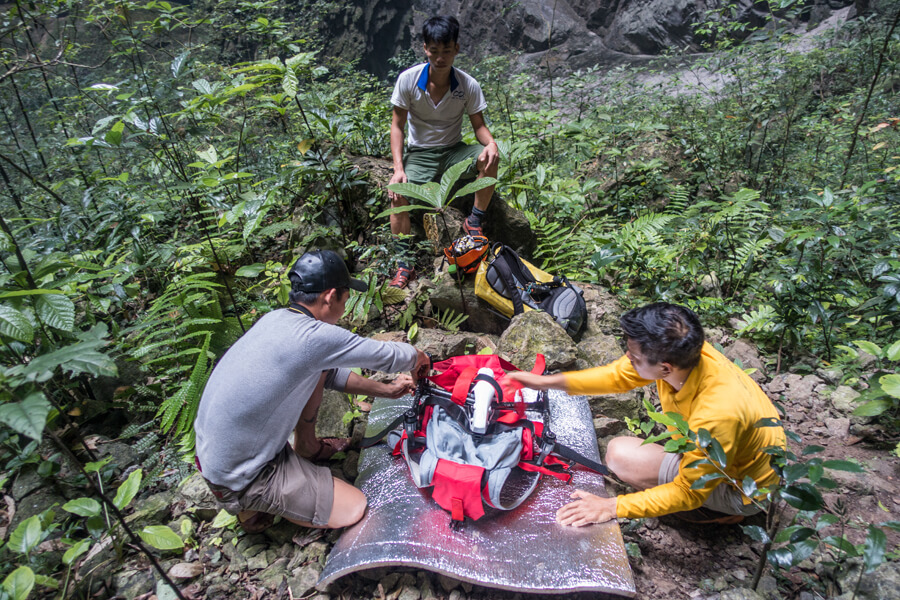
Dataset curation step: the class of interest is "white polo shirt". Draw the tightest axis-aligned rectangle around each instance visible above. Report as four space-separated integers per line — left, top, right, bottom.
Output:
391 63 487 149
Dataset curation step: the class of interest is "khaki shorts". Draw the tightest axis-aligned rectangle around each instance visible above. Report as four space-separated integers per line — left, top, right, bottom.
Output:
204 444 334 527
404 141 482 185
659 453 761 517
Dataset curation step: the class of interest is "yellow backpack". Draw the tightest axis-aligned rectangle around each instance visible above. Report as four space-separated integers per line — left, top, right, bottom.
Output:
474 244 586 337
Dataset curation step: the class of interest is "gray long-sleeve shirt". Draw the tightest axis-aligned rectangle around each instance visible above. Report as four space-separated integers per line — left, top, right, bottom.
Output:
194 308 418 491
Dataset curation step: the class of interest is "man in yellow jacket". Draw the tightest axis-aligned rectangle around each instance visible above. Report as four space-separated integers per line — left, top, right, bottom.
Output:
507 302 785 525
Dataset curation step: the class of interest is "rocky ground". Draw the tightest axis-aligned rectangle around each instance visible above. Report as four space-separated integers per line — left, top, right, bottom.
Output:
5 280 899 600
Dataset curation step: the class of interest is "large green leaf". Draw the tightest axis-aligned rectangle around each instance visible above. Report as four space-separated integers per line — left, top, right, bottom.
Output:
863 525 887 573
0 289 65 299
139 525 184 550
113 469 142 510
0 393 51 439
742 524 770 544
453 176 498 200
885 340 900 362
63 539 92 565
852 398 892 417
211 509 238 529
0 304 34 342
5 324 116 383
853 340 883 358
822 459 865 473
384 181 441 207
781 482 824 511
438 159 472 206
62 498 102 517
2 566 35 600
8 515 42 555
35 293 75 332
880 374 900 399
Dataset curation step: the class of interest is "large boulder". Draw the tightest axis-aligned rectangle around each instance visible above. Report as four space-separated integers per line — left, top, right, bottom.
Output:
580 283 623 337
722 339 768 383
497 310 577 371
412 328 479 359
428 269 508 335
575 333 623 371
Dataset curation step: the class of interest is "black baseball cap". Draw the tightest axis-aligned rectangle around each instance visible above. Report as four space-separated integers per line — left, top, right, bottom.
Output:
289 250 367 293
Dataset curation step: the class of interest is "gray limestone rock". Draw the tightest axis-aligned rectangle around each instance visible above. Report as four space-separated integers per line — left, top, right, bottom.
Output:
498 310 578 372
257 557 290 588
112 568 156 600
316 389 354 440
586 391 643 421
593 416 627 437
825 417 851 438
413 328 479 359
722 339 767 382
429 269 508 335
717 588 767 600
576 333 624 371
837 560 900 600
126 491 174 530
290 563 323 598
11 466 43 500
178 471 218 521
829 385 861 413
580 284 623 337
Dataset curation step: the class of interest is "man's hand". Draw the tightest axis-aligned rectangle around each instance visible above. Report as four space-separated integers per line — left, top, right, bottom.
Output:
556 490 617 526
388 170 408 202
478 142 500 174
382 374 415 399
411 349 431 382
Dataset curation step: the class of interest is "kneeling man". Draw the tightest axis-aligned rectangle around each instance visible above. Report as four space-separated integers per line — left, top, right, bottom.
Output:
195 250 429 532
507 302 785 525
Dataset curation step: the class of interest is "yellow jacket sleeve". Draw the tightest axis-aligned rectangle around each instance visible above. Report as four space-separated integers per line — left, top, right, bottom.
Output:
563 355 653 396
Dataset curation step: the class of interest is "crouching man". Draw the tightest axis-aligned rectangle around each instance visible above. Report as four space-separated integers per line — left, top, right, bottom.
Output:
507 302 785 525
194 250 430 532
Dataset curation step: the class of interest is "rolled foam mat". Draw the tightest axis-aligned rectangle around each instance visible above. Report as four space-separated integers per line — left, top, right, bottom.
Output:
318 388 636 596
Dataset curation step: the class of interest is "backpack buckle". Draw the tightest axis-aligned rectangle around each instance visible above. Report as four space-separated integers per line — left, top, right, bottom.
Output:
537 429 556 466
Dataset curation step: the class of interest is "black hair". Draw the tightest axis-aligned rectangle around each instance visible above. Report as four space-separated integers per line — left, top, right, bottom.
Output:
619 303 705 370
422 16 459 45
288 286 348 306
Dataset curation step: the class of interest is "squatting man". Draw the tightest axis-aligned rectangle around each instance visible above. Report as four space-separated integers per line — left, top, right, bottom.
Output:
194 250 430 532
507 302 786 526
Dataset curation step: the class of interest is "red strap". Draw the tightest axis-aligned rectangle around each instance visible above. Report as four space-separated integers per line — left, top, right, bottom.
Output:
450 498 464 521
518 461 572 482
432 459 485 521
450 366 479 406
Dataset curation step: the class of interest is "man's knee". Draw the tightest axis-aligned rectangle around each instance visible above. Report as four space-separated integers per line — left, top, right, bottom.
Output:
327 479 367 528
391 195 410 209
604 436 643 475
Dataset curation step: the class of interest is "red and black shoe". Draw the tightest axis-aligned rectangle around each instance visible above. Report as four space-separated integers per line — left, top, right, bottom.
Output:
463 216 484 238
389 266 416 289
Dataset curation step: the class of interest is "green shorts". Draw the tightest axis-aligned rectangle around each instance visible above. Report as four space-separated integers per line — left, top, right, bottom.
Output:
404 141 483 185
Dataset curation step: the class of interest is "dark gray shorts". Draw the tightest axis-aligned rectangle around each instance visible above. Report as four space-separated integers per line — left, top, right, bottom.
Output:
659 453 761 517
205 444 334 527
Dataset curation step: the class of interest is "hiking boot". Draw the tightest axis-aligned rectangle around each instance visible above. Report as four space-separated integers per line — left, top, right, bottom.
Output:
670 506 746 525
463 216 484 238
389 266 416 288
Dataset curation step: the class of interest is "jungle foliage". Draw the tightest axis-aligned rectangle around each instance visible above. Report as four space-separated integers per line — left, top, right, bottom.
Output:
0 0 898 597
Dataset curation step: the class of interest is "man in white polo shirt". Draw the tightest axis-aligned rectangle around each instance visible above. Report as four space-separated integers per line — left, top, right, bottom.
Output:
387 15 500 288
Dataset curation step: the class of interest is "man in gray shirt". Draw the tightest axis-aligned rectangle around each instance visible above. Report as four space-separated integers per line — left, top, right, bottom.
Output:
195 250 429 532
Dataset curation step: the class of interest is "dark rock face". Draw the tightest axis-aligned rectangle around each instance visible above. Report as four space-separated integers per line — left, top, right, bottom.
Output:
321 0 855 76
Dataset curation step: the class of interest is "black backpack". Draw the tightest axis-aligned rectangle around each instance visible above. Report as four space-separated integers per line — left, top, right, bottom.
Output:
474 243 587 338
